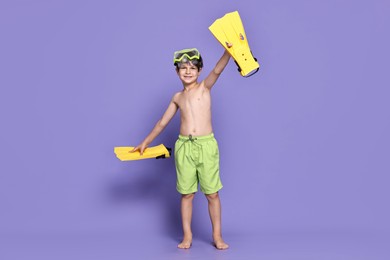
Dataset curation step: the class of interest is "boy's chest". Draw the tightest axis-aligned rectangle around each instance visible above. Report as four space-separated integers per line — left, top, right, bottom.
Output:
179 90 211 108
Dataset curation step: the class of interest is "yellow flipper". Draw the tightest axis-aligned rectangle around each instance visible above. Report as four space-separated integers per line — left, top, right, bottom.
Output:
209 11 259 77
114 144 171 161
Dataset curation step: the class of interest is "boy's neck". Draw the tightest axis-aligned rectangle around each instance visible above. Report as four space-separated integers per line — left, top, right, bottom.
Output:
183 81 199 91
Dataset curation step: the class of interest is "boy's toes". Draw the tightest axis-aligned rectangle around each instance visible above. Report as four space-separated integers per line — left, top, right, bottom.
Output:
177 242 191 249
178 238 192 249
214 239 229 250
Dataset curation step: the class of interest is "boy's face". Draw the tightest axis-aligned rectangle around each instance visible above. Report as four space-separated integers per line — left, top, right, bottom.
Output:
176 61 201 85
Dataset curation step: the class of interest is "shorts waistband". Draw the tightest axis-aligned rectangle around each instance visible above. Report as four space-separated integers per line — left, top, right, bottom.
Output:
178 133 214 142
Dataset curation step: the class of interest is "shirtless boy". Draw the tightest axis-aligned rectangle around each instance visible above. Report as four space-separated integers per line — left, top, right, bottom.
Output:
132 46 231 250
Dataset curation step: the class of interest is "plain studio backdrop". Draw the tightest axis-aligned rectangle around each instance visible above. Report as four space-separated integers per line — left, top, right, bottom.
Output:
1 0 389 259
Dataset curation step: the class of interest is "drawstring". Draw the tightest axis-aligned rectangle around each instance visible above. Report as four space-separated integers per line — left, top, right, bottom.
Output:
188 135 197 142
188 135 202 149
175 135 200 155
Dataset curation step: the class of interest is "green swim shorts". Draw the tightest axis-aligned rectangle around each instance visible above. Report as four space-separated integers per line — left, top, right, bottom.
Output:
174 133 223 195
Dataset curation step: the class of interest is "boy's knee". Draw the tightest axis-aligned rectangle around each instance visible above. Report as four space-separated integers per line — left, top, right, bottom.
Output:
205 192 219 201
182 193 195 200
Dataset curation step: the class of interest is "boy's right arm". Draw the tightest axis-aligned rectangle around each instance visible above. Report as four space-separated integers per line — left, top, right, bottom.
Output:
203 43 233 90
131 96 179 155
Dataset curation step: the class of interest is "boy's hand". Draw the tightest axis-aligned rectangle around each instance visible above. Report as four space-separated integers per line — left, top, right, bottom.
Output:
225 42 233 48
131 143 148 155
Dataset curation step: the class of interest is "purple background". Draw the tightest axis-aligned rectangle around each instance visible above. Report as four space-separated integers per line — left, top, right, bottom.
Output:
1 0 389 259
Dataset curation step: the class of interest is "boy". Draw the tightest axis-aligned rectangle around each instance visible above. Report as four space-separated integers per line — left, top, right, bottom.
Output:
132 46 231 250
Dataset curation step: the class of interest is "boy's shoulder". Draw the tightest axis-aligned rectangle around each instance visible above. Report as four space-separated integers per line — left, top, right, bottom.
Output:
172 91 183 104
173 90 183 98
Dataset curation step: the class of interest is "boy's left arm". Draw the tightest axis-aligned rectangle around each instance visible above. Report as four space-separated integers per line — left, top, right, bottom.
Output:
203 47 232 90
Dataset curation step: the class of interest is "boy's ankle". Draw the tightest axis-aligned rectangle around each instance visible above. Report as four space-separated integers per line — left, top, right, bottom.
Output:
212 233 223 239
183 232 193 238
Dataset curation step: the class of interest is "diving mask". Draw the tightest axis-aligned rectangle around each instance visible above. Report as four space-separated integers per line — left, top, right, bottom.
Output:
173 48 202 66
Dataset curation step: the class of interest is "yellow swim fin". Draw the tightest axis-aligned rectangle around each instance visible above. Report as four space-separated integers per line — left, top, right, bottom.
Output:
114 144 171 161
209 11 259 77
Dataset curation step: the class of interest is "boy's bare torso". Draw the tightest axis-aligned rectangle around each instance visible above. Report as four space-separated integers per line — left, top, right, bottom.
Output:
173 81 213 136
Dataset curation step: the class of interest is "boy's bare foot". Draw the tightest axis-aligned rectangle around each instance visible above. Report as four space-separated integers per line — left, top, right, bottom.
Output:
177 235 192 249
213 236 229 250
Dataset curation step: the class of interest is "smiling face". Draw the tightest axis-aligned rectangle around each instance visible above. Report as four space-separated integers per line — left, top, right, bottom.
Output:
176 61 202 86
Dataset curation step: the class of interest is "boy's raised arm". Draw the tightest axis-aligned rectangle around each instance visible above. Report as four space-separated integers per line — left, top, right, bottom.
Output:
132 97 178 155
204 44 232 90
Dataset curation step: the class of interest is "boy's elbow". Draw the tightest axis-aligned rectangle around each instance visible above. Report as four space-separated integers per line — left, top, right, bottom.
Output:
213 68 223 76
157 119 167 129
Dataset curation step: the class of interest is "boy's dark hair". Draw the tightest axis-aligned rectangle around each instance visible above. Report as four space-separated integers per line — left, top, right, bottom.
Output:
174 55 203 71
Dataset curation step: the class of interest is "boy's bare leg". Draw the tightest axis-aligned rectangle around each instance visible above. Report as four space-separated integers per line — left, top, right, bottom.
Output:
205 192 229 250
178 193 195 249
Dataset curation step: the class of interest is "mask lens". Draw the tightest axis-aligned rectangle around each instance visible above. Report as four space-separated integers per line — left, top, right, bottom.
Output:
185 50 199 59
173 48 200 64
